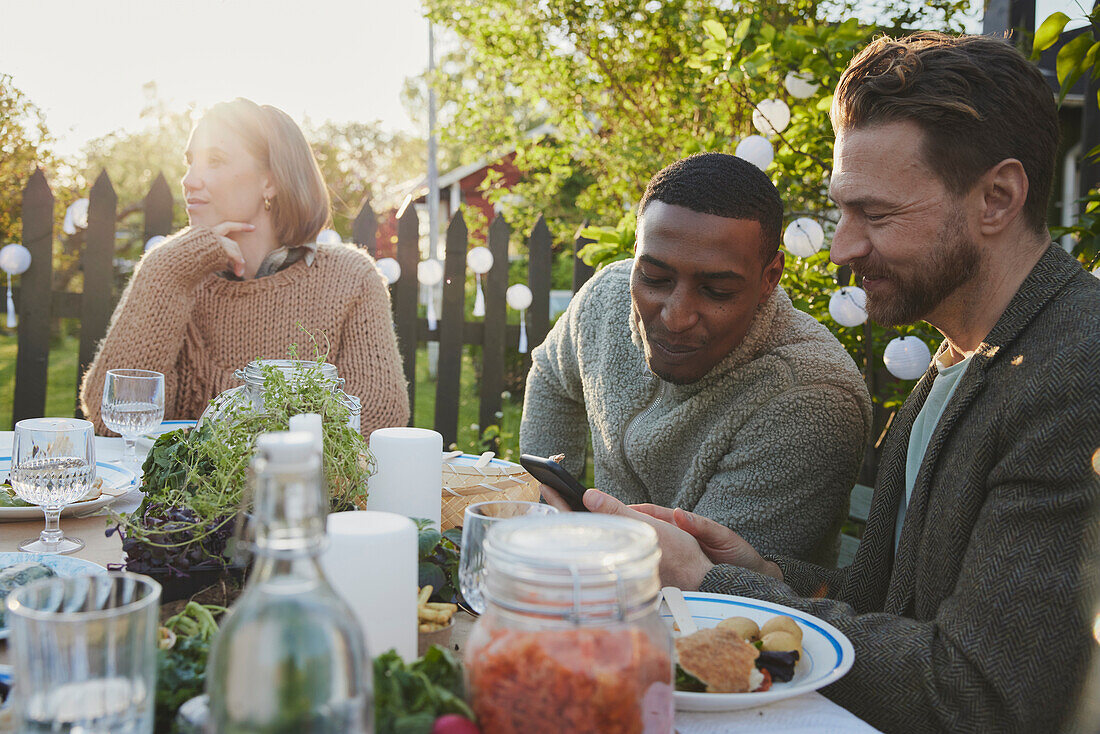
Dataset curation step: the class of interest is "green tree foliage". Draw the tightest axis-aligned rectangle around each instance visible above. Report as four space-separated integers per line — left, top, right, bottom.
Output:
304 119 427 234
80 83 194 239
1033 5 1100 267
421 0 974 411
0 74 54 245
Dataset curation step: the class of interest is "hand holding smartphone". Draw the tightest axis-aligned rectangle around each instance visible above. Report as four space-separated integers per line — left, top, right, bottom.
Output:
519 454 590 512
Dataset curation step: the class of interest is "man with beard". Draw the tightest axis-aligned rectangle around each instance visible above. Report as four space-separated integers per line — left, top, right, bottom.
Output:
548 33 1100 733
521 152 872 566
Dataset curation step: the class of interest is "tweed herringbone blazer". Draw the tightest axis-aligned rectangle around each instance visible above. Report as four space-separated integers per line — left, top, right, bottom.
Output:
702 245 1100 733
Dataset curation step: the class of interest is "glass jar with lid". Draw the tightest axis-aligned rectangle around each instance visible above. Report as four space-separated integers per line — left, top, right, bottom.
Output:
465 514 674 734
199 359 362 431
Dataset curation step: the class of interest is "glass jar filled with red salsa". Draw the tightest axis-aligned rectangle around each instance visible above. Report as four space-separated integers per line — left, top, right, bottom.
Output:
466 514 673 734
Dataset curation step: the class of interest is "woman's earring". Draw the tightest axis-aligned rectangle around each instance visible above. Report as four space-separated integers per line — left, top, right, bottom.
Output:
264 196 272 211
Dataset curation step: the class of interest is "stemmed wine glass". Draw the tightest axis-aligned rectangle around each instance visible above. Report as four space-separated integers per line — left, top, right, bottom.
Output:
458 500 558 614
101 369 165 468
10 418 96 554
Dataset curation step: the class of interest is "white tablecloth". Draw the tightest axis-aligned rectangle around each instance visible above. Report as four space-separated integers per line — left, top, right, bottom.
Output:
677 692 882 733
0 433 884 733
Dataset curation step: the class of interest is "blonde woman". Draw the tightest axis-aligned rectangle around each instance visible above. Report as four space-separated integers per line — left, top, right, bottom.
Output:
80 98 409 437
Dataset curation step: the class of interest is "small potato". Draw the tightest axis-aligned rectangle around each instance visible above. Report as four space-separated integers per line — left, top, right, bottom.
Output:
717 616 760 641
761 631 801 655
761 616 803 643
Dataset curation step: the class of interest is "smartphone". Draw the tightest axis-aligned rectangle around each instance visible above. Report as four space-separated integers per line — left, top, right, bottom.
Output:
519 454 590 512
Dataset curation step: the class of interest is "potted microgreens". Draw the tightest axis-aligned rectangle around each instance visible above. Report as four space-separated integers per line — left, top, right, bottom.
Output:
109 351 374 601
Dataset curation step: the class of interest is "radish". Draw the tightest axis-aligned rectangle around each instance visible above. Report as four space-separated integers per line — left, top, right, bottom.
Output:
431 714 481 734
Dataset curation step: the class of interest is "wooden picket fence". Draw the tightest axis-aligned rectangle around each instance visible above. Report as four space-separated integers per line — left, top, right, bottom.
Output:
10 168 595 448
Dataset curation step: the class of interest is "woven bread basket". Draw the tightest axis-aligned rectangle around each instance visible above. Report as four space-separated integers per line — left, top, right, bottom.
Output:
440 453 542 530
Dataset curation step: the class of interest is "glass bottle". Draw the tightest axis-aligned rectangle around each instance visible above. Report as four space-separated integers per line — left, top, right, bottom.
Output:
465 514 674 734
205 431 372 733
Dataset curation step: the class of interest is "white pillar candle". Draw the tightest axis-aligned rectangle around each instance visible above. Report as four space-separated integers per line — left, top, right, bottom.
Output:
288 413 323 455
366 427 443 527
322 511 418 660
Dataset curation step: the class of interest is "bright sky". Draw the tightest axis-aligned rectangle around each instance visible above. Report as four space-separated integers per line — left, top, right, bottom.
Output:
0 0 430 157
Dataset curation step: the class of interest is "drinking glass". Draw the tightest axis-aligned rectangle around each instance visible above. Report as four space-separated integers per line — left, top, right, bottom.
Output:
11 417 95 554
458 501 558 614
101 369 165 467
6 572 161 734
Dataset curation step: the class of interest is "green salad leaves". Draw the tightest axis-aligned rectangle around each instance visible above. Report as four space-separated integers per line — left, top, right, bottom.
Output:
374 646 475 734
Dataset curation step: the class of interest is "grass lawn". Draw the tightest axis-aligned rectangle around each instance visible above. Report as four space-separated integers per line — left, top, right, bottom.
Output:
0 328 81 430
412 344 524 460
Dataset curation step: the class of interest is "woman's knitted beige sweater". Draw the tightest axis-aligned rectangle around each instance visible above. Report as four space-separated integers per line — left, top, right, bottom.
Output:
79 227 409 438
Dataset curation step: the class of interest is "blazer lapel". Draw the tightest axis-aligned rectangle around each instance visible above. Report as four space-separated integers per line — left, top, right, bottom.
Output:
882 244 1082 615
853 364 936 613
886 360 987 614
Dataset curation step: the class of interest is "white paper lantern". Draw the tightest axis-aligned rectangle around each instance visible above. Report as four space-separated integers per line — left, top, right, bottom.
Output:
417 259 444 286
828 287 868 327
507 284 533 354
466 246 494 274
316 228 342 246
783 218 825 258
0 243 30 329
1093 267 1100 279
376 257 401 285
0 244 32 275
62 198 89 235
752 99 791 136
144 235 167 253
884 336 932 380
735 135 774 171
784 71 819 99
506 284 533 310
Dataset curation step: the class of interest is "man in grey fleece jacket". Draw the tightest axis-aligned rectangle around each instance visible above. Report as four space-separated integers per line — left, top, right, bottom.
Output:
521 153 872 566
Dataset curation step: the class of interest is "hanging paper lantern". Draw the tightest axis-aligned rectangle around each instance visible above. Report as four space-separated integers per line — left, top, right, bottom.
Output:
418 259 445 331
466 246 494 274
783 218 825 258
884 336 932 380
828 287 868 327
144 236 167 253
752 99 791 136
417 259 444 286
506 284 533 310
62 198 90 235
376 257 401 285
0 244 30 330
0 244 32 275
507 284 533 353
468 247 494 318
735 135 774 171
316 229 342 246
784 71 819 99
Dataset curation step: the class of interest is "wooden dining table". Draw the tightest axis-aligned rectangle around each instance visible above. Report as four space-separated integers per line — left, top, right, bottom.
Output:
0 431 884 734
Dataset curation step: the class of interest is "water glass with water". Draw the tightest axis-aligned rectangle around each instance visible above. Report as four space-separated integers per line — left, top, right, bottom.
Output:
6 572 161 734
458 500 558 614
11 417 95 554
101 369 165 466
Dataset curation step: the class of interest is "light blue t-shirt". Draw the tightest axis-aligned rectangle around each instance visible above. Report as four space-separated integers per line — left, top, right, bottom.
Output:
895 354 973 551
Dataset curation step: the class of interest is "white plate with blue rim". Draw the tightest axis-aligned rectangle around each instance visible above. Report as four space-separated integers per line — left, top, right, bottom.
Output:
0 459 137 522
667 592 855 712
0 552 109 639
